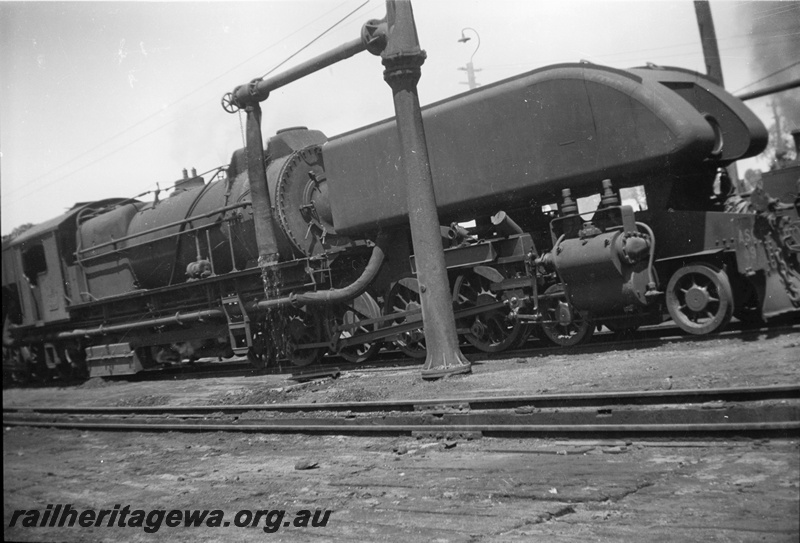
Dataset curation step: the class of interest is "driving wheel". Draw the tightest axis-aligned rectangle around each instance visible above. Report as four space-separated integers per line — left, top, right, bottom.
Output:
384 277 427 359
453 271 522 353
328 292 382 363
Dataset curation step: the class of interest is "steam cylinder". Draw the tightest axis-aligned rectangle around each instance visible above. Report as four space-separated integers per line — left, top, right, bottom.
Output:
551 230 652 315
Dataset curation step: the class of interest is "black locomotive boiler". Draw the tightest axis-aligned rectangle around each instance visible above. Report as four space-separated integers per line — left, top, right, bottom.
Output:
3 62 798 380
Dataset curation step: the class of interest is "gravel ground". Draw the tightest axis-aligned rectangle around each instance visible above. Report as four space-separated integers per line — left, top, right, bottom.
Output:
4 326 799 542
4 327 798 409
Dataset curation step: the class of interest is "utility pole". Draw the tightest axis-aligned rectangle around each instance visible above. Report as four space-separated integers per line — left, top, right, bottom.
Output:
694 0 739 187
694 0 724 86
458 62 481 90
772 100 788 167
458 28 481 90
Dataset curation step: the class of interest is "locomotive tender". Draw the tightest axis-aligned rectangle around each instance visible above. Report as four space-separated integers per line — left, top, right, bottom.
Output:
3 60 799 380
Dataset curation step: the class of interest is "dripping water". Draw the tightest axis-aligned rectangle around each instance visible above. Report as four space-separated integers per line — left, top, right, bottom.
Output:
261 265 288 365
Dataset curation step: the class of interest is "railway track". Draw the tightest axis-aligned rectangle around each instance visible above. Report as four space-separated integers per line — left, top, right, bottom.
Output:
5 384 799 439
261 320 800 376
465 320 800 362
5 321 796 386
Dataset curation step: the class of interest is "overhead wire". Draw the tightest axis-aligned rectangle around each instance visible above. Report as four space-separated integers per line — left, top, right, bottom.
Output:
578 31 796 62
752 4 800 21
261 0 371 79
3 0 371 204
4 1 797 216
479 33 798 74
732 60 800 93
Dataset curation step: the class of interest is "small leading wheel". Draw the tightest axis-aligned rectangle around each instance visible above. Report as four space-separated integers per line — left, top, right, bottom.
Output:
284 309 324 367
5 347 31 384
384 277 427 359
539 284 593 347
247 347 266 369
26 344 52 382
328 292 382 363
453 271 522 353
666 262 733 335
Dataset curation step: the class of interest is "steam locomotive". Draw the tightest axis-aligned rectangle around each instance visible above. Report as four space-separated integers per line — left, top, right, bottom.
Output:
3 62 799 381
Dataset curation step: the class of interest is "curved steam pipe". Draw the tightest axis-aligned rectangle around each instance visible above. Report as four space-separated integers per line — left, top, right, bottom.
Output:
43 233 391 342
256 232 391 310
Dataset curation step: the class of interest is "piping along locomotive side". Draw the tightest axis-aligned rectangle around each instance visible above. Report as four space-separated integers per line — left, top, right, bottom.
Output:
3 62 798 381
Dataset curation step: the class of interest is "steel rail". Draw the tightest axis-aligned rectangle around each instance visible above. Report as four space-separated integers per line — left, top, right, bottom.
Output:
496 322 800 363
5 384 797 437
2 419 797 437
5 384 798 416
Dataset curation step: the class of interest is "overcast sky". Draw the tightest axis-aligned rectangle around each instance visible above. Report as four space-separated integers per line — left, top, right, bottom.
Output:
2 0 799 234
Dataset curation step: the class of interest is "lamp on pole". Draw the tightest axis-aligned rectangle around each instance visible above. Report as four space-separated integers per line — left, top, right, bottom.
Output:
457 27 481 90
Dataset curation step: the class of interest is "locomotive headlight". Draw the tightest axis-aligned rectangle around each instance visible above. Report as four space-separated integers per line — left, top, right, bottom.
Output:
617 232 651 265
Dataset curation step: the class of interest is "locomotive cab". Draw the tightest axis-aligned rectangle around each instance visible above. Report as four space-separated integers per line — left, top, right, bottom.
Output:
7 210 82 326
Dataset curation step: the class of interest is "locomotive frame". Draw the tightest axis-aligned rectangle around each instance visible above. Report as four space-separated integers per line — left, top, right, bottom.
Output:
3 1 799 382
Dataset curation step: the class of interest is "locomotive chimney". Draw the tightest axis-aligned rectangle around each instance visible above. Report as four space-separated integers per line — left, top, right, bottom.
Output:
792 130 800 155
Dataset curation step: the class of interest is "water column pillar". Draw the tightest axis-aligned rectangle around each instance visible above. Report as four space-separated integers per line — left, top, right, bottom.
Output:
244 102 280 269
380 0 471 379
